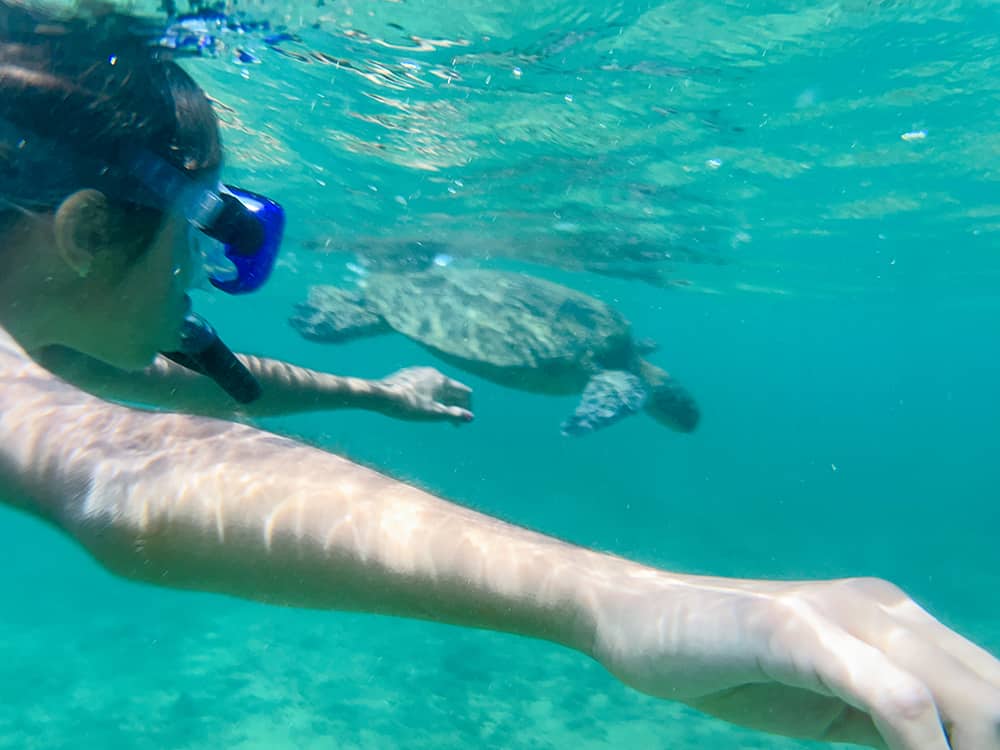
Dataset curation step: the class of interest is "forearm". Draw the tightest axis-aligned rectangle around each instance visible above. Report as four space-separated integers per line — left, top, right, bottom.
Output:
34 345 395 419
219 352 399 418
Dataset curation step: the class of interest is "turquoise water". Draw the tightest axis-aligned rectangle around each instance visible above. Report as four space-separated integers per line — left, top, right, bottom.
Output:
2 1 999 747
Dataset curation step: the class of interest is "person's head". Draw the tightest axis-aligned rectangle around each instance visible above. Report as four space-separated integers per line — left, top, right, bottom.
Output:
0 1 225 368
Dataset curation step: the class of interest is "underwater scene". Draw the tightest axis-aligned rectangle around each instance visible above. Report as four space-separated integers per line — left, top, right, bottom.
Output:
0 0 998 747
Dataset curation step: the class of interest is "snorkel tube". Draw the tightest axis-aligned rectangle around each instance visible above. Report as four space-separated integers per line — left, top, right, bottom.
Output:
162 305 262 404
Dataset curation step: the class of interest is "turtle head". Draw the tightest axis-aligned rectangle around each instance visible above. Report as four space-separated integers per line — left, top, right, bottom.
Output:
645 380 700 432
289 285 389 343
636 359 700 433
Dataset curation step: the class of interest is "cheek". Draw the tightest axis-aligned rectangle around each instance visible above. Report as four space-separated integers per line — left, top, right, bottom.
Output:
116 221 192 335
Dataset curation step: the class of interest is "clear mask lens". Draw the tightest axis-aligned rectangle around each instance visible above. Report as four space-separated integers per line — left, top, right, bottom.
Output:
187 225 237 291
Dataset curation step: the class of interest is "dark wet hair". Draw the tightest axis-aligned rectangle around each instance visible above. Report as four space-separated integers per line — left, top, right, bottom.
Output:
0 0 222 228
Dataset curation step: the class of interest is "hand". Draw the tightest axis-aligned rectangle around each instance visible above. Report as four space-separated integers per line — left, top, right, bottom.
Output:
594 575 1000 750
378 367 474 424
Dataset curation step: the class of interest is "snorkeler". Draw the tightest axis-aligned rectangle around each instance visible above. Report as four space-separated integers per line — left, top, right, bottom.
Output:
0 3 472 425
0 5 997 750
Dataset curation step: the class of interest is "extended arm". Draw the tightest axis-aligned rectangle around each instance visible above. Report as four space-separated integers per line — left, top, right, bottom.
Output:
2 346 997 750
33 345 473 423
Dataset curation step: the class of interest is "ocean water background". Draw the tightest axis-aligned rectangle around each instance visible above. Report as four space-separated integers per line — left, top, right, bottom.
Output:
1 0 998 747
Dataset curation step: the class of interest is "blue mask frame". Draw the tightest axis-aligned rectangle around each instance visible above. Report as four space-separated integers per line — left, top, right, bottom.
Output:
128 150 285 295
200 184 285 294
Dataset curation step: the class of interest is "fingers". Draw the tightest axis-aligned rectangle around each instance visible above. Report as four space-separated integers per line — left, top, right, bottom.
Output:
443 377 473 409
382 367 474 422
386 368 472 403
759 596 949 750
840 579 1000 687
875 620 1000 750
426 374 473 421
436 403 474 424
446 377 472 395
782 595 1000 750
828 579 1000 747
793 620 952 750
893 597 1000 687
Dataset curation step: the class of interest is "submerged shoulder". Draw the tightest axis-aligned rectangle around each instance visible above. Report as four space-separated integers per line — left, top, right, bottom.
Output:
0 326 59 382
0 326 29 362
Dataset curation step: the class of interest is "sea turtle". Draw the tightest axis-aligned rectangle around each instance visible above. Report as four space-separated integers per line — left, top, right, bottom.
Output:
289 268 700 436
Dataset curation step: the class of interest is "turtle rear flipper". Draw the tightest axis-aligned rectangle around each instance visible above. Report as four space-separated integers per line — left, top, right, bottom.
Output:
289 285 389 343
560 370 647 437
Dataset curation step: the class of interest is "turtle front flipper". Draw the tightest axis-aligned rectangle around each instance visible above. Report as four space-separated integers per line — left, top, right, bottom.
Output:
636 360 700 433
560 370 648 437
289 285 390 343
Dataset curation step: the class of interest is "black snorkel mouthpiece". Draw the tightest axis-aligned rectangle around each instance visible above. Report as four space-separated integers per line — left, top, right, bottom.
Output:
162 311 263 405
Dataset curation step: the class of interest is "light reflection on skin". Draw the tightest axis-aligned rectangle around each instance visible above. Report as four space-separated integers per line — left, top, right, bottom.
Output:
0 322 998 750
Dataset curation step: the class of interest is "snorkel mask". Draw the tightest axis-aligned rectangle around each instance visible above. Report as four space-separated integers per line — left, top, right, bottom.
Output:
128 150 285 294
200 184 285 294
0 117 285 295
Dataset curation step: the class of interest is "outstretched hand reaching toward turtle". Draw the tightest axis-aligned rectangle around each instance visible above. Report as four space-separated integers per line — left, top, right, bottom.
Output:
378 366 474 424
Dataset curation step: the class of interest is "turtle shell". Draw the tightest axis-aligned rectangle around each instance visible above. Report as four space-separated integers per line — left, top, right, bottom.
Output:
362 268 634 371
